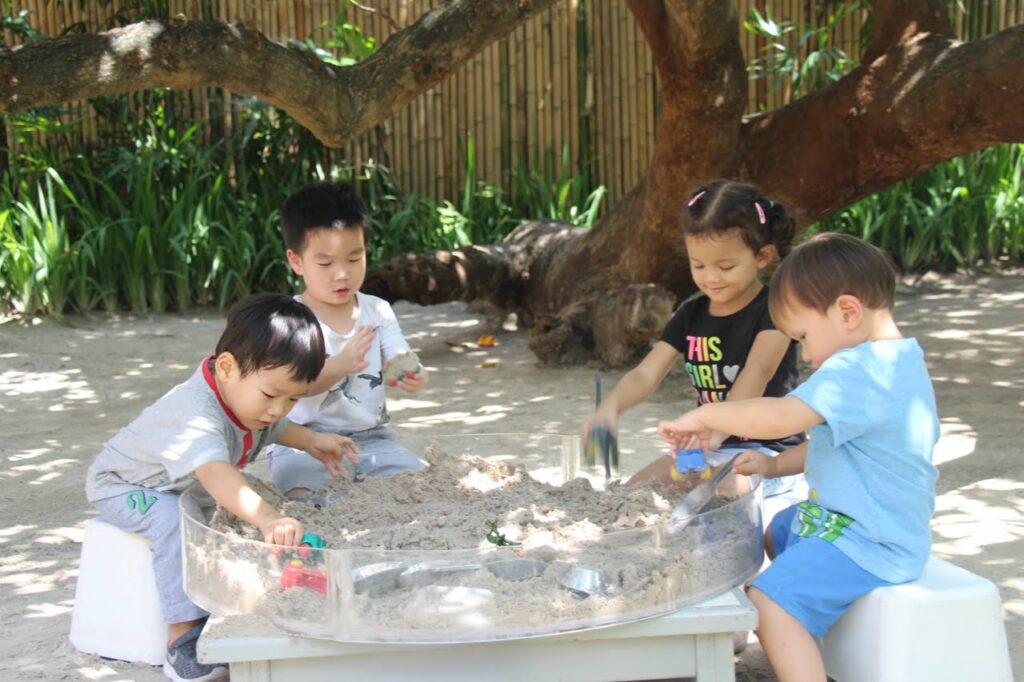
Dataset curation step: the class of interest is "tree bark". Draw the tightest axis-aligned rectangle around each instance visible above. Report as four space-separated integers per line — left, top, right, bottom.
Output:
0 0 560 146
740 25 1024 222
366 4 1024 365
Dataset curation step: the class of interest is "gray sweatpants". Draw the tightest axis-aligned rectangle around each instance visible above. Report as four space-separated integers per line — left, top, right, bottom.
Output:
268 425 424 494
93 489 207 624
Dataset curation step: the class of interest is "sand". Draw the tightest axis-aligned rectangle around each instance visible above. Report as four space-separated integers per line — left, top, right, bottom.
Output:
196 445 756 643
1 267 1022 680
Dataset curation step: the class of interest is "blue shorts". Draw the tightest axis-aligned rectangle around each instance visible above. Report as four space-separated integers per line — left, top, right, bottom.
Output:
751 504 892 638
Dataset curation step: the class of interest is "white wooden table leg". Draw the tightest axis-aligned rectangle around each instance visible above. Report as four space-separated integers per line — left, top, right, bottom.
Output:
229 659 270 682
694 633 735 682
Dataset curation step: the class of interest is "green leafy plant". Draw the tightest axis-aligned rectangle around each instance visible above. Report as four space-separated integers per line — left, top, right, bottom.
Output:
512 143 606 227
484 520 521 547
813 144 1024 270
744 3 863 105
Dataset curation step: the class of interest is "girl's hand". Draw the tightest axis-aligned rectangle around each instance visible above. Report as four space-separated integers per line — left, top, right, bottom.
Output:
732 449 778 479
337 326 376 375
657 409 711 451
396 367 428 394
307 433 360 476
261 516 304 546
582 409 618 443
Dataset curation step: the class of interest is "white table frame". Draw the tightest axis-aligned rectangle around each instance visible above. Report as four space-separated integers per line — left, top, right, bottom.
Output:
199 588 757 682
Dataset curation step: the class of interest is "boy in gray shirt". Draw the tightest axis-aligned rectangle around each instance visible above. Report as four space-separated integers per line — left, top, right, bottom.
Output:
86 293 358 682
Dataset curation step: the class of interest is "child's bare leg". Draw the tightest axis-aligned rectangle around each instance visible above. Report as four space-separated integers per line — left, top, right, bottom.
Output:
748 587 826 682
627 455 674 485
168 618 205 645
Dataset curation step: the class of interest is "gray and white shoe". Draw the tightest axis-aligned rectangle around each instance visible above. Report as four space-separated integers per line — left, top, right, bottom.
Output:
163 624 228 682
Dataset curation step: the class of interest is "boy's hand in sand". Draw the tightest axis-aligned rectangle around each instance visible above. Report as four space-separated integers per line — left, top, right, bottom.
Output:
337 325 376 375
732 449 778 479
261 516 304 546
307 432 360 477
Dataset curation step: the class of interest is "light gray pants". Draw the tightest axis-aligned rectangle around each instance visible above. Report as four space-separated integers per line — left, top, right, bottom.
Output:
267 425 425 494
93 489 206 625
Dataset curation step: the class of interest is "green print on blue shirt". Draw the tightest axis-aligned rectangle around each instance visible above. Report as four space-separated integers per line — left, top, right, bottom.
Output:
795 501 853 542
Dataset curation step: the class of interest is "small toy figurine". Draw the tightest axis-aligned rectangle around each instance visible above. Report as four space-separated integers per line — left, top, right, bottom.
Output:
670 448 708 481
384 351 423 386
297 532 328 559
280 533 330 594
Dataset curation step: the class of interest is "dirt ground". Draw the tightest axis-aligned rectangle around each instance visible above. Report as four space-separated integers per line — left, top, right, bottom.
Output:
1 269 1021 681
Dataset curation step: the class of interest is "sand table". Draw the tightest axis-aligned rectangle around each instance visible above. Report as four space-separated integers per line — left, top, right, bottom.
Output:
192 445 762 642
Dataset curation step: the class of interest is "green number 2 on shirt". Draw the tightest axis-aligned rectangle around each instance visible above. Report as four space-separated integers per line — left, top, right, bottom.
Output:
795 501 853 542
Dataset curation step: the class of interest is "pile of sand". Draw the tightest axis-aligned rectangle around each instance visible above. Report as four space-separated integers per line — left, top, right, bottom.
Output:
197 446 760 642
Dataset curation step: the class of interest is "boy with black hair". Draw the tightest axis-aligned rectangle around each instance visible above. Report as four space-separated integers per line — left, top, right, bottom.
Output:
266 181 429 497
659 233 940 682
86 293 358 682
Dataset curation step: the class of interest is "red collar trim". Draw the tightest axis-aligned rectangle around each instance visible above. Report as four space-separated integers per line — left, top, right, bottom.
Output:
201 356 249 432
201 356 254 468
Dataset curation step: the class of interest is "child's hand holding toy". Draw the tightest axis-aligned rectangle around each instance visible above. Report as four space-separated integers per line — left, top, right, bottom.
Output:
658 408 714 452
384 352 427 393
261 515 304 546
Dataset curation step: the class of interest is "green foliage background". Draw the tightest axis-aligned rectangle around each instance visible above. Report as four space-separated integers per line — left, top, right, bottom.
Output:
1 1 1021 317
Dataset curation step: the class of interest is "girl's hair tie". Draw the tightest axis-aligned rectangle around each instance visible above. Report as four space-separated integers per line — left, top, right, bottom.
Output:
754 201 767 225
688 189 707 207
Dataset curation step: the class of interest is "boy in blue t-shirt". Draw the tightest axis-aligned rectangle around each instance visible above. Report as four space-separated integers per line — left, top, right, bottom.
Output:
658 233 939 682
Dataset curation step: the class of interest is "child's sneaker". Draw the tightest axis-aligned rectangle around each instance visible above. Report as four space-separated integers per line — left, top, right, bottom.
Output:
163 624 227 681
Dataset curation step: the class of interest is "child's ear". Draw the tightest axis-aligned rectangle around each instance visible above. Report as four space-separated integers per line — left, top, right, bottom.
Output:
214 352 239 382
285 248 304 276
755 244 776 268
835 294 863 328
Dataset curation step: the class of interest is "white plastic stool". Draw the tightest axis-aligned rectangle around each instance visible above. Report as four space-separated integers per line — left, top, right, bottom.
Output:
70 517 168 665
820 556 1013 682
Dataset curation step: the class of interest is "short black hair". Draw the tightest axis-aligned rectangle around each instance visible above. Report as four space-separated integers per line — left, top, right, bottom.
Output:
769 232 897 316
215 293 325 383
281 181 371 253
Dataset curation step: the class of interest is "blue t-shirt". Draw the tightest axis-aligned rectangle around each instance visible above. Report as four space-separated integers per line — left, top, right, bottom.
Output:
790 338 939 583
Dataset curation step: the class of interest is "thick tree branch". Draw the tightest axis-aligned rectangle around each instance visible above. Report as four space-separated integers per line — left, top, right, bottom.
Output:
363 244 521 308
0 0 560 147
739 25 1024 223
363 220 580 310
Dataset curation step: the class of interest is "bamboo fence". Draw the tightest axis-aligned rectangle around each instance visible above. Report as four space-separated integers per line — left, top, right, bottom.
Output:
3 0 1021 202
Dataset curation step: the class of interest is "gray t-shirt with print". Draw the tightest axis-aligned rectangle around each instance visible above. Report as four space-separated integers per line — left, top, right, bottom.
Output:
85 359 289 502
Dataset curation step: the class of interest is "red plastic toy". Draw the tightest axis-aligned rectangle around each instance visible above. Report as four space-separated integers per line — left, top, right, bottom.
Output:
279 533 330 594
280 559 328 594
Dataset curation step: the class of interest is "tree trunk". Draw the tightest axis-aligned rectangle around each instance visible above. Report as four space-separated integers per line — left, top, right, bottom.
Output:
366 2 1024 366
